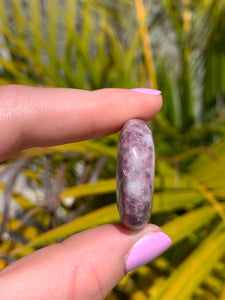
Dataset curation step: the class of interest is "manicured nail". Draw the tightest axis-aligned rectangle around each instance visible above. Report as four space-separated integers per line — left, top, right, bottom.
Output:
131 88 162 96
125 232 172 273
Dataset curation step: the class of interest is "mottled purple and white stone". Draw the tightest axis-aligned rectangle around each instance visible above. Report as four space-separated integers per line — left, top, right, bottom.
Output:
116 119 155 230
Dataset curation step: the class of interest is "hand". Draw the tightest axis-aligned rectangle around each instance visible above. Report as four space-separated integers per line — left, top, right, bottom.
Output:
0 85 171 300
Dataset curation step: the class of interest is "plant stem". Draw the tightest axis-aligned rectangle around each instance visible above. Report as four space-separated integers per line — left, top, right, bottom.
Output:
135 0 158 89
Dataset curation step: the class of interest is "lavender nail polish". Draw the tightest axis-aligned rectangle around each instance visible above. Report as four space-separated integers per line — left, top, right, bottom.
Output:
125 232 172 273
131 88 162 96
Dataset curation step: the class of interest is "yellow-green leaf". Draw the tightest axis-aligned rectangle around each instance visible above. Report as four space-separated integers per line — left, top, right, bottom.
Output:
9 203 120 257
162 206 217 244
60 178 116 199
152 225 225 300
0 259 7 270
13 140 117 159
0 214 40 240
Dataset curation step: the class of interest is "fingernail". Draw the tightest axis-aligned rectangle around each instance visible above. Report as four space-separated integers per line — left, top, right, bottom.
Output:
131 88 162 96
125 232 172 273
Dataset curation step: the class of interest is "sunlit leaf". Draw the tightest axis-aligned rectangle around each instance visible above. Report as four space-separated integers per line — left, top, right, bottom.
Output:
9 203 120 257
60 178 116 198
0 213 40 240
0 259 7 270
0 183 50 227
152 225 225 300
13 140 117 160
162 206 217 244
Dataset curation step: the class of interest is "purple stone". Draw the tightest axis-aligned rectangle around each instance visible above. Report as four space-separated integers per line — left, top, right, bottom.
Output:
116 119 155 230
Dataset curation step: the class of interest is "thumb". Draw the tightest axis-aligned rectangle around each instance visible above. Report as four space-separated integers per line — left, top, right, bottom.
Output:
0 224 171 300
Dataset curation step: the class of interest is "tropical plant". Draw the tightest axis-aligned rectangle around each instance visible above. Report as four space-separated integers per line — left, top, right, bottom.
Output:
0 0 225 299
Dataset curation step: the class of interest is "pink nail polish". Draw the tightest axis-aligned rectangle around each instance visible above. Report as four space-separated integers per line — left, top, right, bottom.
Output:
125 232 172 273
131 88 162 96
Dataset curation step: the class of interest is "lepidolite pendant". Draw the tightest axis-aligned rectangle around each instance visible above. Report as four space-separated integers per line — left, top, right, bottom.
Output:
116 119 155 230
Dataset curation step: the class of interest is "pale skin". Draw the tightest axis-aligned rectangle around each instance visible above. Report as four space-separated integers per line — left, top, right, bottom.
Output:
0 85 163 300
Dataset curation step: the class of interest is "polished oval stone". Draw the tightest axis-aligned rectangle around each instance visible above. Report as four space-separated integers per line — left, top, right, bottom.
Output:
116 119 155 230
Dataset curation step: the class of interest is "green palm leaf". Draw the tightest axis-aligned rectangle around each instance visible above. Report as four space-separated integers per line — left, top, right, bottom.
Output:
151 225 225 300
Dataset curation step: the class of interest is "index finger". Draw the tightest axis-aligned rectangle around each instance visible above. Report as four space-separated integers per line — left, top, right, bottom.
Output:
0 85 162 161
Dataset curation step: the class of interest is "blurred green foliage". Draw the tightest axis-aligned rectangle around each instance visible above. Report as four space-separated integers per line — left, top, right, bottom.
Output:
0 0 225 299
